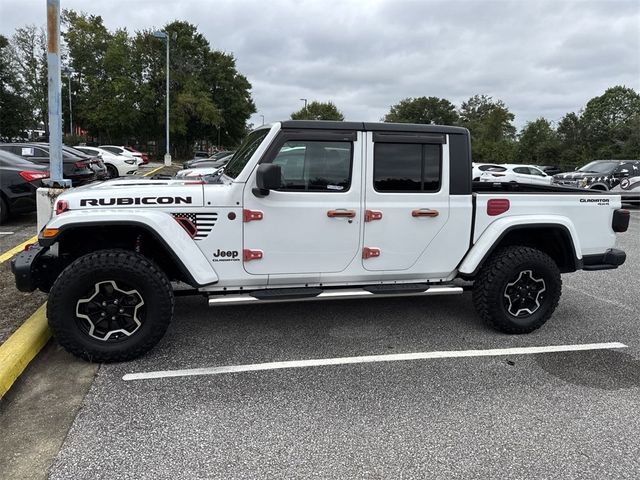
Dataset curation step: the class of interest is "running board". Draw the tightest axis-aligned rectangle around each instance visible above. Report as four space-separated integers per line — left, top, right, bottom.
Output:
208 285 464 306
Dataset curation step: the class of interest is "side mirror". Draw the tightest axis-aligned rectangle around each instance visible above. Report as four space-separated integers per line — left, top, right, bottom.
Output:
253 164 282 197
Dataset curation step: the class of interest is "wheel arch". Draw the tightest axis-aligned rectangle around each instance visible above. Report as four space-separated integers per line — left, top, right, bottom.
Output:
459 222 581 278
40 215 218 287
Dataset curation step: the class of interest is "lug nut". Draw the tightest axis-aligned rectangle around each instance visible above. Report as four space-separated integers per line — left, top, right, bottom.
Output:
111 316 116 320
119 308 124 313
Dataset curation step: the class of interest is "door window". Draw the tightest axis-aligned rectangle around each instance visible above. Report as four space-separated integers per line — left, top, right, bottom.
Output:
374 143 441 192
271 141 352 192
513 167 530 174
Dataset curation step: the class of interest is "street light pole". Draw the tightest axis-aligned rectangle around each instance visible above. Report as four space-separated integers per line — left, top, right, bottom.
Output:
300 98 308 110
153 31 172 166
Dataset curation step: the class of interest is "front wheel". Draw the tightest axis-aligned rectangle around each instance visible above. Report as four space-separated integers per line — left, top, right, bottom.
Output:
47 249 174 362
472 246 561 334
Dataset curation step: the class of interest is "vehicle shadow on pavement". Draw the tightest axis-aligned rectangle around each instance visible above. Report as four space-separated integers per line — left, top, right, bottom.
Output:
536 349 640 390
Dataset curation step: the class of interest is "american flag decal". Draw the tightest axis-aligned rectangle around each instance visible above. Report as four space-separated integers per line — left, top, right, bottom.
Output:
171 212 218 240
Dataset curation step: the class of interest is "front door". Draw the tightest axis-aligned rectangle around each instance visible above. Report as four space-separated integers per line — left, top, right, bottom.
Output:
243 131 362 275
362 132 450 271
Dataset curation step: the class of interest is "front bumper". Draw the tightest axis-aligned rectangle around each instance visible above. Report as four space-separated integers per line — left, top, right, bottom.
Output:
582 248 626 271
11 244 50 292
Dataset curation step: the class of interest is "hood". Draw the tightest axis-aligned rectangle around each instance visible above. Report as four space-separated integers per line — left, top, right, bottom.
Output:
58 177 206 210
553 171 594 180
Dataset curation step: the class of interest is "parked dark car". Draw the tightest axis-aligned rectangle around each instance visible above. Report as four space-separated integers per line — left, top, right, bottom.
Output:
538 165 564 176
0 150 49 223
63 145 108 180
0 143 98 186
183 150 235 169
553 160 640 190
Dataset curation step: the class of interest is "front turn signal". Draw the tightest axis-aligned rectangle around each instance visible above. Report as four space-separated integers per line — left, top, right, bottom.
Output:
42 228 60 238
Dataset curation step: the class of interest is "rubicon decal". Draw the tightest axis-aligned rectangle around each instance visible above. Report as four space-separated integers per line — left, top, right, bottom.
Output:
80 196 193 206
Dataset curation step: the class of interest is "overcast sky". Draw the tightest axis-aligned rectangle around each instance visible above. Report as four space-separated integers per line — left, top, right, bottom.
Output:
1 0 639 128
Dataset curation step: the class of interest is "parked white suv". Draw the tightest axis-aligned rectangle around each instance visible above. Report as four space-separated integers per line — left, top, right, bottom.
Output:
480 164 552 185
75 146 139 178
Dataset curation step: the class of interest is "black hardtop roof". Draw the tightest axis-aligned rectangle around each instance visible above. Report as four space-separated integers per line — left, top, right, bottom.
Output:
280 120 469 136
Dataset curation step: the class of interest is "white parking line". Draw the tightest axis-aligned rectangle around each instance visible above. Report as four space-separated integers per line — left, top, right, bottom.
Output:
122 342 627 381
0 232 14 235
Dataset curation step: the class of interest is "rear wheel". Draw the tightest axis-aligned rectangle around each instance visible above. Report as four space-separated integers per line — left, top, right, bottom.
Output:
472 246 561 334
0 197 8 223
47 249 174 362
105 164 119 179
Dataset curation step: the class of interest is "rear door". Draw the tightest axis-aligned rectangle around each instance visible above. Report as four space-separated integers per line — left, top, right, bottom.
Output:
243 129 362 275
362 131 450 271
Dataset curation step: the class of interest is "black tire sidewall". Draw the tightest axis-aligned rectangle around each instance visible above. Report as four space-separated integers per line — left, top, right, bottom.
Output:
106 164 119 179
48 251 173 361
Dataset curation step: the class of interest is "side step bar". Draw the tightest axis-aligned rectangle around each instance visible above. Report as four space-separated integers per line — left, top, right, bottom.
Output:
208 285 463 306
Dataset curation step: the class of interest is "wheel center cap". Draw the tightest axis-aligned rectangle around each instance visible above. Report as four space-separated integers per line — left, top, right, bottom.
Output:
105 304 119 315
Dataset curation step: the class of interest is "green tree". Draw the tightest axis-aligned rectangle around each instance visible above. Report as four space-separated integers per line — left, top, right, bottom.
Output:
580 86 640 159
515 118 561 164
0 34 32 139
384 96 459 125
556 112 586 166
291 101 344 121
10 25 48 134
459 94 516 162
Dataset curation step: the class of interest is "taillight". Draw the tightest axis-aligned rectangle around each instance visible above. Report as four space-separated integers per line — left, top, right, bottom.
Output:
55 199 69 215
19 170 49 182
75 161 88 168
487 198 510 216
612 209 630 233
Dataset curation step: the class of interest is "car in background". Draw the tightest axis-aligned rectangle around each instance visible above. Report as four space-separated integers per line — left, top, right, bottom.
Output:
183 150 234 169
479 164 553 185
192 150 210 160
553 160 640 190
75 146 139 178
538 165 564 176
611 175 640 205
175 155 233 179
0 149 49 223
100 145 147 165
0 143 97 186
63 146 108 180
124 146 149 164
472 162 502 181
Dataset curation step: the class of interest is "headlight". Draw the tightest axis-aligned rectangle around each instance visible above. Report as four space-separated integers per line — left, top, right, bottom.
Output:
125 159 136 165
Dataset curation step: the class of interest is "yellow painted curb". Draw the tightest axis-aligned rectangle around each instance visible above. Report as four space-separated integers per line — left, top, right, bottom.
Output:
0 303 50 398
0 235 38 265
143 165 165 177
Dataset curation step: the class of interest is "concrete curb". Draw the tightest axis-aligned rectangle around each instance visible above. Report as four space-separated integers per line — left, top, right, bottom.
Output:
0 303 50 398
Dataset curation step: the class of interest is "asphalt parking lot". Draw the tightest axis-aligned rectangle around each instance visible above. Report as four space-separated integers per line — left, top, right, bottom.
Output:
27 211 636 479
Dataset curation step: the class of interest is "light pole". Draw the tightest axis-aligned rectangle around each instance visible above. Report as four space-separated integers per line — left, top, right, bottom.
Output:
153 30 172 166
63 68 73 135
300 98 308 110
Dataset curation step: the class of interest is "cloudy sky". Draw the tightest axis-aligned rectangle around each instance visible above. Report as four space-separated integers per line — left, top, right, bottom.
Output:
1 0 639 128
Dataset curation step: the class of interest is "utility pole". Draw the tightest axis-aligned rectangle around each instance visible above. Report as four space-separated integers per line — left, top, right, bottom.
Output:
153 30 172 166
300 98 308 110
44 0 70 188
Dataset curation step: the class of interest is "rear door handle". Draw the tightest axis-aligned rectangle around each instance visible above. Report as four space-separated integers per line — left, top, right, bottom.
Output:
327 209 356 218
412 209 439 218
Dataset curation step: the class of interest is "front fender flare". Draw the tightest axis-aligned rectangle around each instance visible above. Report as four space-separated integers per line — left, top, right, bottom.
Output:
41 209 218 287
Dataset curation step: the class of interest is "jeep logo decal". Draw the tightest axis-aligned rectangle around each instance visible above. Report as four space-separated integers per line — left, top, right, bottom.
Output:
213 249 239 259
80 196 193 206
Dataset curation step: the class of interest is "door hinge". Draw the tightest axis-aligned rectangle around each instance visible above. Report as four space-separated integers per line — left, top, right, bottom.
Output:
243 209 264 222
362 247 381 259
364 210 383 222
243 249 263 261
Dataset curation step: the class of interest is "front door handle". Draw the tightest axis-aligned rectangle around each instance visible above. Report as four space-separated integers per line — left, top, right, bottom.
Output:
412 209 439 218
327 209 356 218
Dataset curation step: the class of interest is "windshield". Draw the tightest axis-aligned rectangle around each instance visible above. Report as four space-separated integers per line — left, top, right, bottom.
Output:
578 161 619 173
223 128 270 179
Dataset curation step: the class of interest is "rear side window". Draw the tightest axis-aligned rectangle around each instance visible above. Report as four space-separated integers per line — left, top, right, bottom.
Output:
374 143 441 192
271 141 352 192
513 167 529 174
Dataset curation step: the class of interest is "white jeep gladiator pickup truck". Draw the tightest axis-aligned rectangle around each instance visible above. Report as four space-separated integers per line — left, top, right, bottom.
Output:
12 121 630 362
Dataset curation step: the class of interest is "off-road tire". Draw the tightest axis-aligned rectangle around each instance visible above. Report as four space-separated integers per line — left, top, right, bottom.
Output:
47 249 174 362
472 246 561 334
